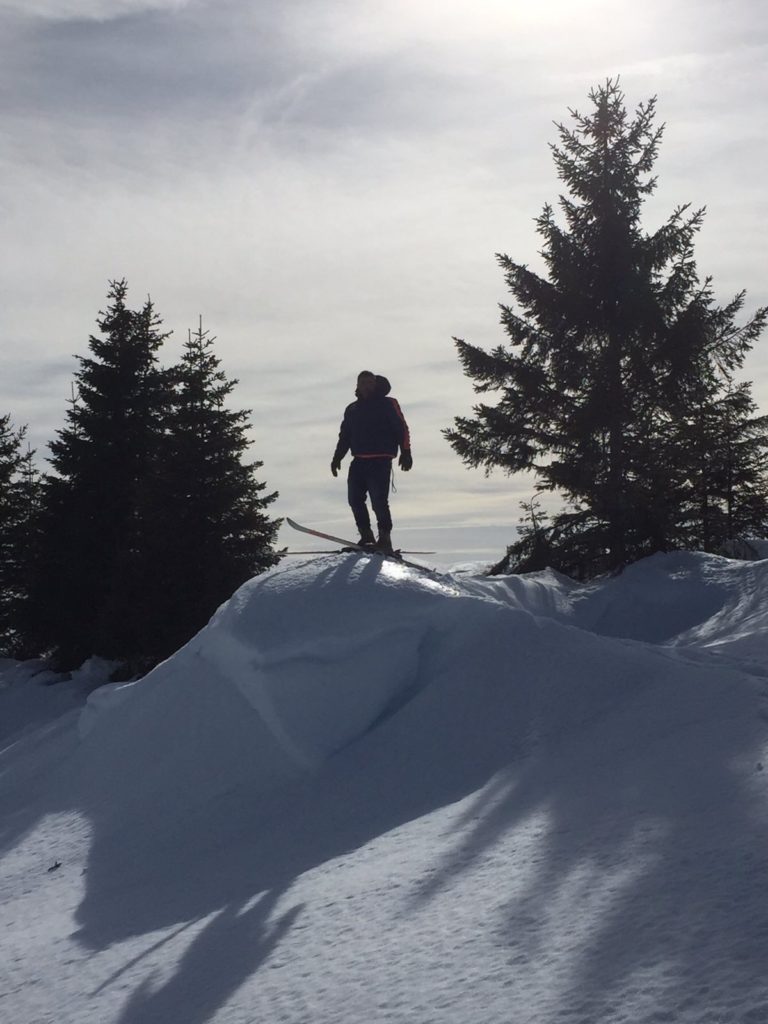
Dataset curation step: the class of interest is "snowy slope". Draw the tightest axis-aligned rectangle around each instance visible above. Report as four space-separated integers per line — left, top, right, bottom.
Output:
1 551 768 1024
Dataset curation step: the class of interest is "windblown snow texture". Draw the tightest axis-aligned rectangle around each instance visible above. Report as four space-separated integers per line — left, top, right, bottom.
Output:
2 550 768 1024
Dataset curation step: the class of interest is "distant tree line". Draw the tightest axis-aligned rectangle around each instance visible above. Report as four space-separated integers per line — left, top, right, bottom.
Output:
0 280 281 672
446 79 768 578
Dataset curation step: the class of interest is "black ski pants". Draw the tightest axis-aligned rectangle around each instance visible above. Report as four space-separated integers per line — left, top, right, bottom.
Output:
347 457 392 536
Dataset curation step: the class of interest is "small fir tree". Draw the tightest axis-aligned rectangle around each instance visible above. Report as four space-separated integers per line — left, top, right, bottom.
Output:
145 317 281 659
678 381 768 550
0 420 42 657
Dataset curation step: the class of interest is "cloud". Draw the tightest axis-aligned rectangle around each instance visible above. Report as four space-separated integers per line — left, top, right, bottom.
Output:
0 0 191 21
0 2 287 127
1 0 767 561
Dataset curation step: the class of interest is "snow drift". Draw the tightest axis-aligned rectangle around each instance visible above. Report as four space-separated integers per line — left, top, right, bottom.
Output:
78 550 768 825
3 549 768 1024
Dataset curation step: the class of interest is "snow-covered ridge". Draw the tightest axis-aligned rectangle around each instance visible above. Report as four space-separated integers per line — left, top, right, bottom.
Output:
77 550 768 824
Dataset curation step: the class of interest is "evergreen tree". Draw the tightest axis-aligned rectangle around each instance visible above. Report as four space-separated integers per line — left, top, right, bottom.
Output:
0 419 41 657
145 317 281 660
489 497 553 576
35 280 173 669
445 79 767 573
676 380 768 551
660 283 768 551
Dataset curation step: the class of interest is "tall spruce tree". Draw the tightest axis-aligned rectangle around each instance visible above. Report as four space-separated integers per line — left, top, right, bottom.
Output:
445 79 768 574
35 280 172 669
0 419 41 657
145 317 280 660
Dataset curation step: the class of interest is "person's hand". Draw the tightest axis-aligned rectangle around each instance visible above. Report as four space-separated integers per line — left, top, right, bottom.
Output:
331 457 342 477
399 450 413 471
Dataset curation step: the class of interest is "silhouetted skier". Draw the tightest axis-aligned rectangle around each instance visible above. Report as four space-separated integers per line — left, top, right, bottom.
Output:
331 370 412 552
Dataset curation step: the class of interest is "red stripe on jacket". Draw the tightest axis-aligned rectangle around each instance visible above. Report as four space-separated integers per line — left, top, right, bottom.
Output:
389 397 411 450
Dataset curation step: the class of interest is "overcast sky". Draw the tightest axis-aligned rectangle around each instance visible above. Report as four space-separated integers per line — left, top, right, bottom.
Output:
1 0 766 565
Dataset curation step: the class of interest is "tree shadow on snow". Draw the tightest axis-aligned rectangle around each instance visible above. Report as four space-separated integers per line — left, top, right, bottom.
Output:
405 640 768 1023
10 554 768 1024
113 888 302 1024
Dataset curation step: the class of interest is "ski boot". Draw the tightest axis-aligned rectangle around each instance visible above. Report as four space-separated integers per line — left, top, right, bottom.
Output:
375 530 394 554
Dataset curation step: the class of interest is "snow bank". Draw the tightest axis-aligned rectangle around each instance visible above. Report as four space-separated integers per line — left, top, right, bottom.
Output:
77 549 768 826
0 659 85 744
77 556 466 820
460 550 768 656
548 551 768 672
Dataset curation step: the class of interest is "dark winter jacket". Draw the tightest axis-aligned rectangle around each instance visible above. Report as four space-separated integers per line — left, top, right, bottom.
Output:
333 375 411 461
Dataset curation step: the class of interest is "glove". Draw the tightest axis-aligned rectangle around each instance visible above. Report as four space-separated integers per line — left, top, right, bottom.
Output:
331 457 342 477
398 450 413 471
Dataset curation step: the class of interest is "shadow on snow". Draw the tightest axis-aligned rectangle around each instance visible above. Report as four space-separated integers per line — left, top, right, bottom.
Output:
2 554 767 1023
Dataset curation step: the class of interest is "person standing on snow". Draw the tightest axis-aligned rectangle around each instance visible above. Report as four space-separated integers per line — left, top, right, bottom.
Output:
331 370 412 553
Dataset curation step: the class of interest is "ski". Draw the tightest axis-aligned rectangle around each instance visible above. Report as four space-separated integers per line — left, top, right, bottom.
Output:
286 518 366 548
285 549 435 555
285 518 436 571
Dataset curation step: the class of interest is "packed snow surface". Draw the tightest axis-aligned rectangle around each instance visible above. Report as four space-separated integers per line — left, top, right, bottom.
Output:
2 550 768 1023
